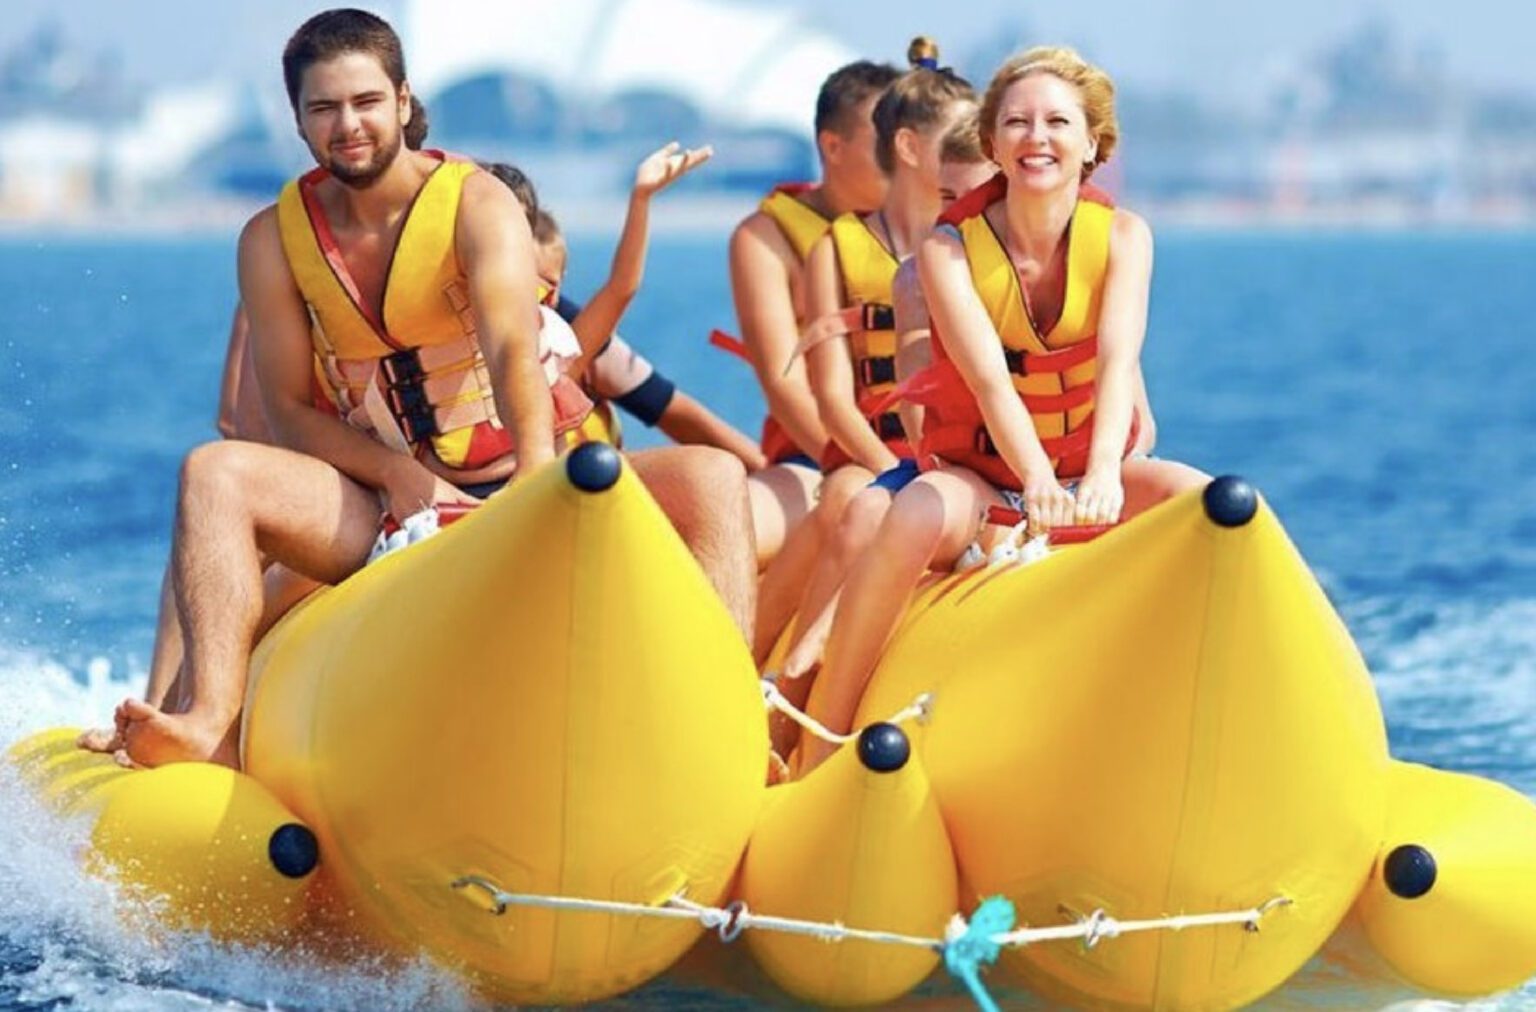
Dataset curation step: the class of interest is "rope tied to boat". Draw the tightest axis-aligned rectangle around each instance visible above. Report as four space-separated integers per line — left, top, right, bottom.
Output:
448 875 1291 1011
759 677 933 746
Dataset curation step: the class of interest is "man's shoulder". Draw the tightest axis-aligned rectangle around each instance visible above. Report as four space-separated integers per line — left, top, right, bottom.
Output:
730 208 796 267
238 203 282 252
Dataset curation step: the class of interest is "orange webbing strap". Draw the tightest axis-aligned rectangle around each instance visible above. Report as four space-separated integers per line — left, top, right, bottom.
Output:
925 409 1141 476
1013 383 1096 414
709 329 751 361
866 358 1094 420
1004 336 1098 376
780 303 893 376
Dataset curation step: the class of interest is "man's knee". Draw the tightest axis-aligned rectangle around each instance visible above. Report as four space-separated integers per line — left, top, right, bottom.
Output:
634 446 748 522
671 445 747 494
180 441 262 508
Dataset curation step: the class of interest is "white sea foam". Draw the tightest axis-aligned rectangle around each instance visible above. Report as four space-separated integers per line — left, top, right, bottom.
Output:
0 647 475 1011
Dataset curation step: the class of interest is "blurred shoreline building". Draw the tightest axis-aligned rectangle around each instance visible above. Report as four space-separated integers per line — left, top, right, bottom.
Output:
2 9 1535 229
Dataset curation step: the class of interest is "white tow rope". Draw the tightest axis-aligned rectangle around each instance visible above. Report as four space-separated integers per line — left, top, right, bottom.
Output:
759 679 933 746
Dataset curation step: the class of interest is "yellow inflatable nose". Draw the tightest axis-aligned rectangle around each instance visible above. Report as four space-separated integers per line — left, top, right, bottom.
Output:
857 476 1390 1009
243 444 768 1005
1355 760 1536 996
740 722 956 1006
7 727 317 941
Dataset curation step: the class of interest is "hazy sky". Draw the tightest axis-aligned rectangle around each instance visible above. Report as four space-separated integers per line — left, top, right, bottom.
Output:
4 0 1533 107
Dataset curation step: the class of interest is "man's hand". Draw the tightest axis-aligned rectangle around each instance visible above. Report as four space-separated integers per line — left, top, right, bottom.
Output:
379 456 482 522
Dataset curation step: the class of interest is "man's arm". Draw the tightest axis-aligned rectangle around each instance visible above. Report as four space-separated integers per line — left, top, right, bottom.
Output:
729 215 829 457
456 171 556 476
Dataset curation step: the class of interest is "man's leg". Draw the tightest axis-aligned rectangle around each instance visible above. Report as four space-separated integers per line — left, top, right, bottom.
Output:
629 446 756 644
106 441 381 768
159 563 323 715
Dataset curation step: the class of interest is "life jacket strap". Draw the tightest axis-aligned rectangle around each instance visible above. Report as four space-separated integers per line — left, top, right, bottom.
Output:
709 329 750 361
922 408 1141 481
783 302 895 375
1003 336 1098 376
1016 381 1096 414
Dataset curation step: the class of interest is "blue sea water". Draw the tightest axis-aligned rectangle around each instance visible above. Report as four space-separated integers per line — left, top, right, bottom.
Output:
0 228 1534 1009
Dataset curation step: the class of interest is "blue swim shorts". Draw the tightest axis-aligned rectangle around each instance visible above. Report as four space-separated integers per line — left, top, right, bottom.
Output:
869 458 921 494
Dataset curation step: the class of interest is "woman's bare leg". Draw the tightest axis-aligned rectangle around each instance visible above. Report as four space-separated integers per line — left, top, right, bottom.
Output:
753 464 864 665
798 468 1001 773
780 483 894 680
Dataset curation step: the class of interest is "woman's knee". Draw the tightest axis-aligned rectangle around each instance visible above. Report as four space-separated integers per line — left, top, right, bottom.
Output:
836 490 890 551
881 488 949 563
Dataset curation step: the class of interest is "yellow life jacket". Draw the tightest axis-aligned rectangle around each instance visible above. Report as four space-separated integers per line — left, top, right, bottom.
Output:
758 182 831 262
277 157 590 476
915 175 1131 484
820 212 907 465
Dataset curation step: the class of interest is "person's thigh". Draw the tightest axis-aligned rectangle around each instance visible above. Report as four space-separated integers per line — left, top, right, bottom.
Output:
889 467 1006 569
746 462 821 560
180 440 381 584
1121 457 1209 521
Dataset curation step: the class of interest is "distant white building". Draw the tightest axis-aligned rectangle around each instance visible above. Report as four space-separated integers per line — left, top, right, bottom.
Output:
404 0 855 140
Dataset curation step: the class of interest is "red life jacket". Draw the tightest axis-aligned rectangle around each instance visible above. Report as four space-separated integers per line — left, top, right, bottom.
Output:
907 174 1137 487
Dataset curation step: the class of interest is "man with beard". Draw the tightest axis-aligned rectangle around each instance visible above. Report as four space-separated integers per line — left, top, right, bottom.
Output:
85 9 755 768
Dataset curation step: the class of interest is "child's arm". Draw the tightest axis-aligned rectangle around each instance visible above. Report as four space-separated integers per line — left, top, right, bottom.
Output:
656 392 770 471
570 141 711 369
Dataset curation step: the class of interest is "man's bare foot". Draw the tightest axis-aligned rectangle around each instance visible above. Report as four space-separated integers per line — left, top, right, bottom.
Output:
117 698 240 769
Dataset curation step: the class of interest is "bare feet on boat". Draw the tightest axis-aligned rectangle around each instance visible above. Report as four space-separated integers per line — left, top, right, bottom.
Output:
767 748 791 786
116 698 240 768
780 609 832 682
76 722 125 753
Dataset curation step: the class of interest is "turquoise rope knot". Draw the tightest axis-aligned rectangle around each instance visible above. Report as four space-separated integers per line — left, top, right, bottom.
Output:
943 896 1015 1012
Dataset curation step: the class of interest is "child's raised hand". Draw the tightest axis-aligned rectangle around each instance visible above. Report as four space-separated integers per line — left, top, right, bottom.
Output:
633 141 713 197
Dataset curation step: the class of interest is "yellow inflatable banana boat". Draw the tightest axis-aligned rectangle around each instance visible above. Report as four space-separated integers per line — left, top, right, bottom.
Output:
10 458 1536 1009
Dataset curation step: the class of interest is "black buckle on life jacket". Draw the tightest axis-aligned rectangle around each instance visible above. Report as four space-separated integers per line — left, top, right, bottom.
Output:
381 348 425 387
874 411 905 442
1003 348 1028 376
857 356 897 387
973 427 998 456
380 349 438 443
861 303 895 332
